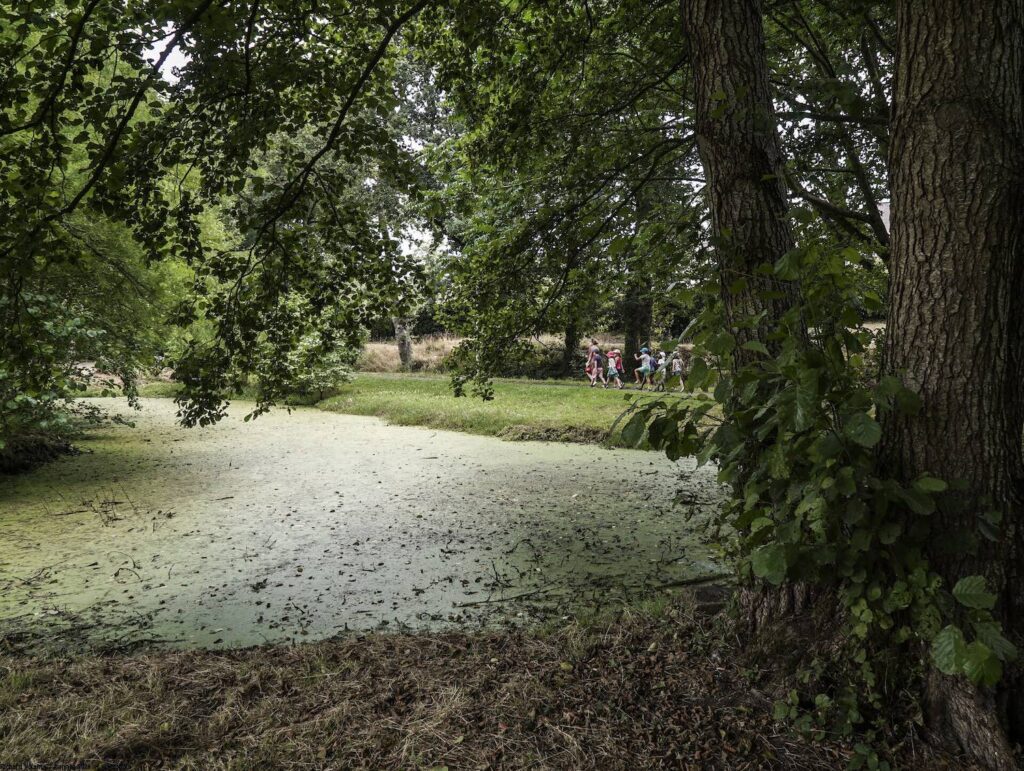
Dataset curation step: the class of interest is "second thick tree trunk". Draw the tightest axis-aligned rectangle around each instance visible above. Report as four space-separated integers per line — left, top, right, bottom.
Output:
683 0 813 633
882 1 1024 766
682 0 796 360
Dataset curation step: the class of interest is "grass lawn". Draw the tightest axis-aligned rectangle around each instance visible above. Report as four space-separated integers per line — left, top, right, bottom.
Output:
318 373 670 445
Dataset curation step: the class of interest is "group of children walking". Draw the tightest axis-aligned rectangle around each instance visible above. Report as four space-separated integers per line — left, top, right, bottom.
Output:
584 339 687 391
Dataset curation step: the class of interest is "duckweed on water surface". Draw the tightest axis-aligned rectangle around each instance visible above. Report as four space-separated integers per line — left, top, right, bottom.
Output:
0 398 724 652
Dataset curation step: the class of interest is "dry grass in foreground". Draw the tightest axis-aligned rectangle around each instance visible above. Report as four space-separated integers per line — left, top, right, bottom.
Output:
0 599 965 770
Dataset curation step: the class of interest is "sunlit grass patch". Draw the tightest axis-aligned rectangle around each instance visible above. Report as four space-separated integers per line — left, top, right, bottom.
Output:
317 373 648 446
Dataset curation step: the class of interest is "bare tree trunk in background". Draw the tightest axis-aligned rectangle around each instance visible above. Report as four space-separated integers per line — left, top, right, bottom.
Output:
562 319 580 376
393 317 414 371
682 0 797 365
623 278 653 366
624 187 655 366
882 1 1024 765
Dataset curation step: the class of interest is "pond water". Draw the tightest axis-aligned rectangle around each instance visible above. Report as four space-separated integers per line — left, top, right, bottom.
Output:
0 399 724 653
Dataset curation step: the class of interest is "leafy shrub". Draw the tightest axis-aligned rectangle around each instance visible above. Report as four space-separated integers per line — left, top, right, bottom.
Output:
442 339 576 379
285 344 356 401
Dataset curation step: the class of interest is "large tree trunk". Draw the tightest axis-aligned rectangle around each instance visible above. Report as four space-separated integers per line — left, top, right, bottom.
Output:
393 317 414 371
682 0 797 362
882 1 1024 766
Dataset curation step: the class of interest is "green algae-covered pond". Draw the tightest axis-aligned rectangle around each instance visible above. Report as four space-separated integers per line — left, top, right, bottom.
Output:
0 399 724 653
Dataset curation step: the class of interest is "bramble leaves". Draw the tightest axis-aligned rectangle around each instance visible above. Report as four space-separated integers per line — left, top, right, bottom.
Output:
912 476 947 494
963 642 1002 687
930 578 1013 685
793 369 818 432
973 620 1018 663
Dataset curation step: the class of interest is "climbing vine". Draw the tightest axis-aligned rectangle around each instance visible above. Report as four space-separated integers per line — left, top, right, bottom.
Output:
619 228 1017 749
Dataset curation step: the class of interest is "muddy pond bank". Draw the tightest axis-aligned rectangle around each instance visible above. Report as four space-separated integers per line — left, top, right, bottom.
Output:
0 398 725 653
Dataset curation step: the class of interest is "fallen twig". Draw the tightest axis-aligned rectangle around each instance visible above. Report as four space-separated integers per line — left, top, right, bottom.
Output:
454 586 553 607
655 573 732 589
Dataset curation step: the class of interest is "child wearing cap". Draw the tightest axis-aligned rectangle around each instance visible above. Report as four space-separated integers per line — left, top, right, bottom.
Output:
634 347 654 390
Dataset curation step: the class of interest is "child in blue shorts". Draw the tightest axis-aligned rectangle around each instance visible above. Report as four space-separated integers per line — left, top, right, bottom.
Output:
633 347 653 390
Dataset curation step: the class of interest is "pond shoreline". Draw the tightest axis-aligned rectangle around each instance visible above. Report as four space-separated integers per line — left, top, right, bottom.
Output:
1 398 723 656
79 372 686 449
0 401 964 771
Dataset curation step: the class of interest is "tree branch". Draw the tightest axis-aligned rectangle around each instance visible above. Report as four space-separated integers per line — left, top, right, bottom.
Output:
246 0 432 254
783 168 877 246
0 0 103 137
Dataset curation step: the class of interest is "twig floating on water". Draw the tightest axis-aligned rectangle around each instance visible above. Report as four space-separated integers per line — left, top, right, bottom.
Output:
655 573 732 589
454 587 553 608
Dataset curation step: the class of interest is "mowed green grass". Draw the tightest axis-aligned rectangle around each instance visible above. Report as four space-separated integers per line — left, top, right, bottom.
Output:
88 373 680 446
318 373 650 444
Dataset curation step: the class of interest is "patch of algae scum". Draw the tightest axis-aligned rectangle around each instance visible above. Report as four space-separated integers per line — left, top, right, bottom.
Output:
0 398 724 653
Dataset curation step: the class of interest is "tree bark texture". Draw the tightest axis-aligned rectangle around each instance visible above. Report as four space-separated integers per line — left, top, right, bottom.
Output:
883 1 1024 765
682 0 797 360
393 317 414 371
